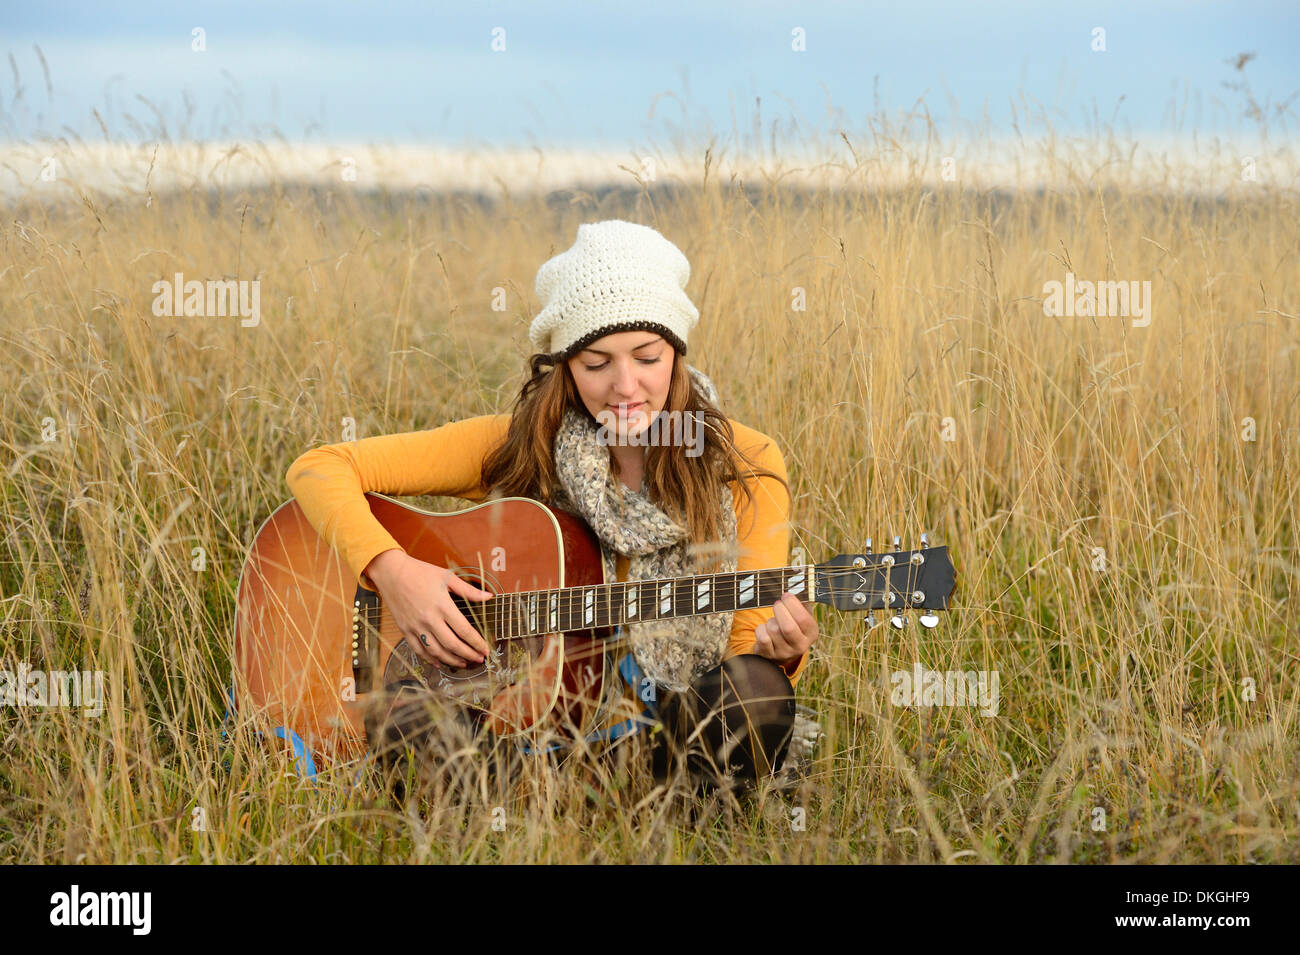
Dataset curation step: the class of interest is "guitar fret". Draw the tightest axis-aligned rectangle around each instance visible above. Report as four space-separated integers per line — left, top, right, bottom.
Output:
717 572 735 612
738 572 756 606
695 576 711 612
716 572 733 612
505 566 807 637
787 566 807 597
765 569 786 606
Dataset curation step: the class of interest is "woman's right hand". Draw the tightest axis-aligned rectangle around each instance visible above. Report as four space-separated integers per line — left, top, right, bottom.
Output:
365 549 494 668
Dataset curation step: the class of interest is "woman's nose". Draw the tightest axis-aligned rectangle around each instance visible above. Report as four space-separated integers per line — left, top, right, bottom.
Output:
613 361 638 396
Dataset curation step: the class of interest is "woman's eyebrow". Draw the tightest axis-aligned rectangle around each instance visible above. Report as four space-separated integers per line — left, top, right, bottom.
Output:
581 336 663 357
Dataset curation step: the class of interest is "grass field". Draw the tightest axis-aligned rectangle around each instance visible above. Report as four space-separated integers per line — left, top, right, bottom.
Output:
1 119 1298 863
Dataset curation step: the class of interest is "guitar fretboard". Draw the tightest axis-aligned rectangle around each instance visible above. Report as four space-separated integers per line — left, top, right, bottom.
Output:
477 565 813 638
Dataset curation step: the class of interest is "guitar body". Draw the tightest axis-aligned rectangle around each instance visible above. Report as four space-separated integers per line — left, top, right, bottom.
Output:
233 495 612 763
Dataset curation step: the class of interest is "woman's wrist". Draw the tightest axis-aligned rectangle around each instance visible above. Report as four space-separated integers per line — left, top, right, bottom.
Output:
363 548 408 590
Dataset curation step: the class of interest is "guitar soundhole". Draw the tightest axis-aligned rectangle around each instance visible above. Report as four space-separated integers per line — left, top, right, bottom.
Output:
381 578 540 706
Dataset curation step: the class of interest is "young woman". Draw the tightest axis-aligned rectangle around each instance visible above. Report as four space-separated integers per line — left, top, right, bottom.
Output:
285 220 819 794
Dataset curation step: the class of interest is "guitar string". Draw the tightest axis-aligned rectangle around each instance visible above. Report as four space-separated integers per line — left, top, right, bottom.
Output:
478 564 937 632
443 562 943 643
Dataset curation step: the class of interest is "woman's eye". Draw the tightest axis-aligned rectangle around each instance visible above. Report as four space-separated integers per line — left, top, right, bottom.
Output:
582 357 660 371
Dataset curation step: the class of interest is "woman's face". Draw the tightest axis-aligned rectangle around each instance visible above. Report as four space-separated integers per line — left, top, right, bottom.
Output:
567 330 674 436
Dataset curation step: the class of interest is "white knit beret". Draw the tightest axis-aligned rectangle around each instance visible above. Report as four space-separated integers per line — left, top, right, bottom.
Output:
529 220 700 358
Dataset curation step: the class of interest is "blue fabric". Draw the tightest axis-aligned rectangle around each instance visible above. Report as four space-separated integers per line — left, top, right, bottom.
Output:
273 725 320 780
224 680 325 782
219 682 237 742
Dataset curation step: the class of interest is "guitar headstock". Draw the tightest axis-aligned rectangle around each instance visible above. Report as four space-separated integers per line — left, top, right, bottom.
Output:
815 536 956 629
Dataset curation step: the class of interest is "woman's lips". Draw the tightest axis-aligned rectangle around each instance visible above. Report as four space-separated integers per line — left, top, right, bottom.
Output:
608 401 645 416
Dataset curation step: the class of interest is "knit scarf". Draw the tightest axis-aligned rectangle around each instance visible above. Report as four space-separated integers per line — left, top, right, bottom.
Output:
548 365 738 692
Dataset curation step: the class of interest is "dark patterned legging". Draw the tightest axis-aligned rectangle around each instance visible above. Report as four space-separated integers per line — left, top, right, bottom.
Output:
366 654 796 795
649 654 796 789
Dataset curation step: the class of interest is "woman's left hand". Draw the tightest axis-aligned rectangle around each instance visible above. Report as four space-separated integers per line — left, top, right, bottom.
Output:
752 592 819 666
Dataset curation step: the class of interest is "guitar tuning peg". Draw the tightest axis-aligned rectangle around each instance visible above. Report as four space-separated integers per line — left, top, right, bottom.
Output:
889 614 906 630
892 534 901 550
864 537 873 554
920 532 929 547
863 613 877 629
919 613 940 629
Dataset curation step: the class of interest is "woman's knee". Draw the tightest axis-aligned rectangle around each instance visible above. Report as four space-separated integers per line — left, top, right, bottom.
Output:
718 652 795 687
682 654 797 780
365 680 477 756
713 654 796 719
364 681 493 801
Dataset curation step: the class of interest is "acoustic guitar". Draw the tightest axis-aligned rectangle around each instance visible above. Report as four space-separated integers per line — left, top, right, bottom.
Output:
232 494 957 763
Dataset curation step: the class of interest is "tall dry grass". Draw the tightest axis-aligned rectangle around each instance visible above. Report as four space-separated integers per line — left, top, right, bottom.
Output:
1 106 1298 863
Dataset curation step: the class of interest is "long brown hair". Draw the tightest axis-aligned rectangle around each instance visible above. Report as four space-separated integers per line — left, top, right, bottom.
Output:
479 349 789 572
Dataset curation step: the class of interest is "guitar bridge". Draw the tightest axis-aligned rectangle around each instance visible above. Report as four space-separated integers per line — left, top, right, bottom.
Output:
351 584 381 694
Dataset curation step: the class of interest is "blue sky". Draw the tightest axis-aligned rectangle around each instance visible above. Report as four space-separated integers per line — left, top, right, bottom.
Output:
2 1 1297 147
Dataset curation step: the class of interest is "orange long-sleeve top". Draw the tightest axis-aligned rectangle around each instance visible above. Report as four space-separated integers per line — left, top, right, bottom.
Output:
284 413 809 689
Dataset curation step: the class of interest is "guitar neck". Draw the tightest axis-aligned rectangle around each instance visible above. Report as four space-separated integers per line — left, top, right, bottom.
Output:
478 565 813 639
